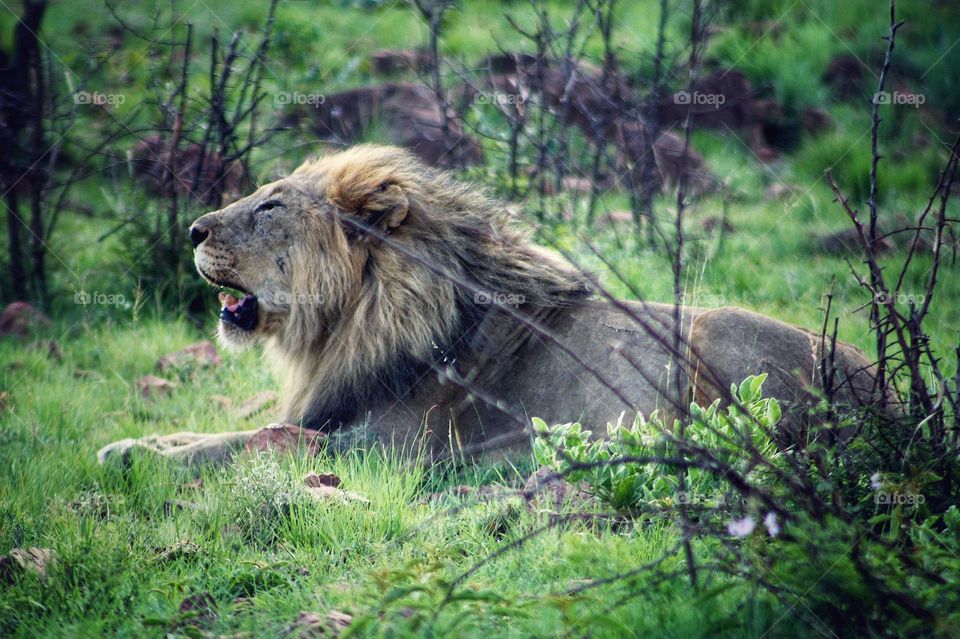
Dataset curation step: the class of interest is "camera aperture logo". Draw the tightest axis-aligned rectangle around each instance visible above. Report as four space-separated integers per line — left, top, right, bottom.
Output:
74 290 126 307
474 290 526 307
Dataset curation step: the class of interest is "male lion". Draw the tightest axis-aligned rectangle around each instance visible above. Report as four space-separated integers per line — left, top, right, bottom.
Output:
98 145 881 465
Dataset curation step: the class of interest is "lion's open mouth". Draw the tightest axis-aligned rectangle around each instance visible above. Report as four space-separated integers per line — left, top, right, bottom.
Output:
218 290 259 331
196 265 260 332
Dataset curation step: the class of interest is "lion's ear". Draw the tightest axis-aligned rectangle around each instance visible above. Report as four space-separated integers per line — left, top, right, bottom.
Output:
330 178 409 238
362 181 409 232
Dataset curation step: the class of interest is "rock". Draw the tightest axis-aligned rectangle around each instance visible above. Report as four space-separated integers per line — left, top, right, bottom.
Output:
906 230 956 255
285 610 353 638
823 54 866 98
135 375 178 398
303 471 341 488
657 69 781 153
236 391 278 419
0 547 55 582
156 340 221 371
817 228 894 256
280 82 483 169
0 302 50 339
325 611 353 634
243 424 326 457
478 54 714 193
131 135 246 207
303 472 369 506
523 466 594 511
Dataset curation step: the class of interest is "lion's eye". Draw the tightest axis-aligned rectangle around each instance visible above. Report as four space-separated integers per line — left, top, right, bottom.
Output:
255 199 284 214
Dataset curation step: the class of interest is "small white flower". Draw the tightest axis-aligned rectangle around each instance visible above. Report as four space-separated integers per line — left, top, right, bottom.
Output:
728 516 756 537
870 472 883 490
764 512 780 537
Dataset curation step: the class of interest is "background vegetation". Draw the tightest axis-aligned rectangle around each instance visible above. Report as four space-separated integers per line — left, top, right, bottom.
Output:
1 0 958 636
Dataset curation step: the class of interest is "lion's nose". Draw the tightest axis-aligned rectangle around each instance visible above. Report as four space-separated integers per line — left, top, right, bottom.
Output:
189 225 209 248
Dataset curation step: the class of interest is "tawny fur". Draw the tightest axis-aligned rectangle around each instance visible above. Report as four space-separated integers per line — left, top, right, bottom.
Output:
99 145 888 466
193 145 588 430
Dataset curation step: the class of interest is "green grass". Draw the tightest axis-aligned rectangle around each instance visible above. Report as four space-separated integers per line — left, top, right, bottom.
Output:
1 321 779 636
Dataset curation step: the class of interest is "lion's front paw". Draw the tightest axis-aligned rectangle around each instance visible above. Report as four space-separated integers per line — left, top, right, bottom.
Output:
97 430 257 466
96 437 142 465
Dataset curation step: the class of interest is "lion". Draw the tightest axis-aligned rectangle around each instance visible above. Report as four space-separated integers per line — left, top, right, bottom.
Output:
98 145 884 465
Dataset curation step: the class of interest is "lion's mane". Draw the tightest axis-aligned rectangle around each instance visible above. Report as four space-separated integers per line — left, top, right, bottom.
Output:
265 145 590 431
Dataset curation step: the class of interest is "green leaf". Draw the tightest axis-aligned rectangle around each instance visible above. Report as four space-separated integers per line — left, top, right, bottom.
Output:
766 398 782 426
750 373 768 399
531 417 549 434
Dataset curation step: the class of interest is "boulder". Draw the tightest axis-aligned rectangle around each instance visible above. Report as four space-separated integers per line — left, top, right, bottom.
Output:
285 610 353 638
523 466 594 511
243 424 326 457
131 136 246 206
156 340 221 371
281 83 482 168
0 547 55 582
0 302 49 338
303 471 369 505
135 375 178 398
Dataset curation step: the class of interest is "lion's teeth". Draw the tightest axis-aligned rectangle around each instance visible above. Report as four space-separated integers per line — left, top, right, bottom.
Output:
219 292 241 311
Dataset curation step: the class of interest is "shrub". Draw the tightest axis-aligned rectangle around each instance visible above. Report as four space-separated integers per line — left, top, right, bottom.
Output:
533 375 782 515
533 374 960 635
